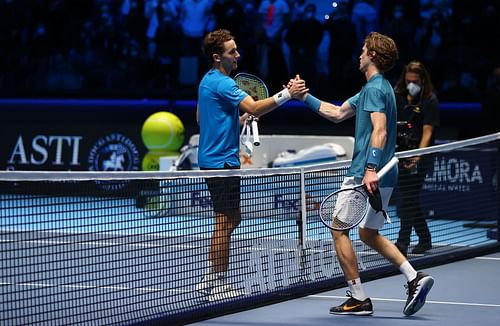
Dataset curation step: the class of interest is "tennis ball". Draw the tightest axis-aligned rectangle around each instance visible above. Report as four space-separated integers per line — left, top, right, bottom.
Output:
141 151 179 171
141 112 185 151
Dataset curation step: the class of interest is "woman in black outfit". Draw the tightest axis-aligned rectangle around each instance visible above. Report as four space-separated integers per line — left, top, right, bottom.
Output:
394 61 440 256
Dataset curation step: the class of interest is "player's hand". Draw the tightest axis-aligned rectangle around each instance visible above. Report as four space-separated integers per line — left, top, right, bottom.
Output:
363 169 379 195
239 113 250 126
287 74 308 100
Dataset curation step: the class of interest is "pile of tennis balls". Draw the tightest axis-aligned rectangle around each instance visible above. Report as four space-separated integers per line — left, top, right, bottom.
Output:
141 111 185 171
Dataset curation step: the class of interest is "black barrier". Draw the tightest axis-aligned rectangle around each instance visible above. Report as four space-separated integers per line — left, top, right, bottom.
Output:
0 99 180 196
0 98 482 173
0 98 189 172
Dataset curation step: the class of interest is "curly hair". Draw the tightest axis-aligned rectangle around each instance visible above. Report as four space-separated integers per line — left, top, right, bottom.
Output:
364 32 399 73
394 61 436 100
202 29 235 64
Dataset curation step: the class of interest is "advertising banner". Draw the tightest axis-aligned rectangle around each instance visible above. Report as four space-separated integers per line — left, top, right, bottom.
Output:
420 146 498 220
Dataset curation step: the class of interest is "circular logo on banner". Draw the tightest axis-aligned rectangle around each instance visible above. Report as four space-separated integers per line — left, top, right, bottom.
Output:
88 133 141 191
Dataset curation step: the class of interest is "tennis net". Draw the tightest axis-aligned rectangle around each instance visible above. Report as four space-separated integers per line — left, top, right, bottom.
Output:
1 133 499 325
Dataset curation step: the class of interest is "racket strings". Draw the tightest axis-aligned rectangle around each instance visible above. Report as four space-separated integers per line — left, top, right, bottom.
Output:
234 76 268 100
320 189 369 230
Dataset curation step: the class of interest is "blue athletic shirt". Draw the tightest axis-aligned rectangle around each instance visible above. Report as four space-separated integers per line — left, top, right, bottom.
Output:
198 68 248 168
346 73 398 187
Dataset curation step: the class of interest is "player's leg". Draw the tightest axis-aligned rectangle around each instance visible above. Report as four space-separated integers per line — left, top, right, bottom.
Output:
360 186 434 315
329 229 373 315
209 210 240 273
198 174 244 301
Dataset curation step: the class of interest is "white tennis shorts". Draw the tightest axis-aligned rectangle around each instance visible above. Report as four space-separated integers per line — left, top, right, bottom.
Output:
338 177 393 230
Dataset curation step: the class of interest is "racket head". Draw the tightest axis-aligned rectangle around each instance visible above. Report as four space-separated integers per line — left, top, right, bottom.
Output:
319 186 370 231
234 73 269 100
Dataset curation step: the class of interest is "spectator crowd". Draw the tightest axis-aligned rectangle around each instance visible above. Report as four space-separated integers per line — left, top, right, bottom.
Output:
0 0 499 102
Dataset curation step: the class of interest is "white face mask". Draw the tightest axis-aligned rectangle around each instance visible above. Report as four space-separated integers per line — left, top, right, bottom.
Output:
407 82 421 97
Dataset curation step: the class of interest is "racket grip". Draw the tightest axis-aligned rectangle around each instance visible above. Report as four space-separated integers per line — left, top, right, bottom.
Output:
240 122 247 145
251 119 260 146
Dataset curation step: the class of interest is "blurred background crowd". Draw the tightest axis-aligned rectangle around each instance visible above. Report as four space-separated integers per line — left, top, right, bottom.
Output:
0 0 499 103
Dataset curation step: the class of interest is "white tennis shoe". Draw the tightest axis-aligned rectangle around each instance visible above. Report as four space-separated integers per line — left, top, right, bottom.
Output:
208 280 245 302
195 274 216 296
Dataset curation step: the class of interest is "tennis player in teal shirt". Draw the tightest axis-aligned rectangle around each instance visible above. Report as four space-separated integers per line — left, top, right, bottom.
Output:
297 32 434 316
195 29 307 302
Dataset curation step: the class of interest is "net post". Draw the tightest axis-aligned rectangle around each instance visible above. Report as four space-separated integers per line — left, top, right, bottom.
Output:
496 137 500 242
299 168 307 247
298 168 308 273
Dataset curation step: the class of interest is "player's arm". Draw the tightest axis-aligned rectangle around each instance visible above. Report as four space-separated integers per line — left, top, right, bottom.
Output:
364 111 387 193
239 96 277 117
301 93 355 123
239 78 307 117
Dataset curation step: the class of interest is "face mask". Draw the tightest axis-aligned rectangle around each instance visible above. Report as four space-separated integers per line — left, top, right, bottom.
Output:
407 82 421 97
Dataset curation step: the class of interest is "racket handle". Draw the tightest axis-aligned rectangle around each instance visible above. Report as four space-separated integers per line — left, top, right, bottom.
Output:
240 122 247 144
377 157 399 178
251 119 260 146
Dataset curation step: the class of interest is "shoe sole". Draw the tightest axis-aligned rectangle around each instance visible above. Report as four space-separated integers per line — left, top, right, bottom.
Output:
330 311 373 316
208 291 245 302
403 276 434 316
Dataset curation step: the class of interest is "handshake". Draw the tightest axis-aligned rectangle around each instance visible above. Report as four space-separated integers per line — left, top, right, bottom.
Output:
285 75 308 101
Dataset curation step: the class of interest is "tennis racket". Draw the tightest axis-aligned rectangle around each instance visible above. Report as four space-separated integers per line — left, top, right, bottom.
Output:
235 73 268 149
234 72 269 101
319 157 399 231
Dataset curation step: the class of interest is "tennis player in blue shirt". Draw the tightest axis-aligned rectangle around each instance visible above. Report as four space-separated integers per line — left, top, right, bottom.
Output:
297 32 434 316
196 29 307 302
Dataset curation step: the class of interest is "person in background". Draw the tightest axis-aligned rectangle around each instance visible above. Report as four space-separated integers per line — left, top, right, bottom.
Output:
394 60 440 256
285 3 323 90
324 0 359 100
195 29 307 302
256 0 290 91
296 32 434 316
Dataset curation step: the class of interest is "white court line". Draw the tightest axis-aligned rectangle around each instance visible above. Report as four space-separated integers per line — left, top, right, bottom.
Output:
0 281 187 293
310 294 500 308
475 256 500 261
0 238 165 248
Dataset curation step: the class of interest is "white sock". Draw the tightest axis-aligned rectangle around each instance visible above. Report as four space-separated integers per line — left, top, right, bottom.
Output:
348 278 367 301
399 260 417 282
204 261 216 280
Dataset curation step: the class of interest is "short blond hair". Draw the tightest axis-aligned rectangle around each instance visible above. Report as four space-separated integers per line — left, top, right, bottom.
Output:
364 32 399 73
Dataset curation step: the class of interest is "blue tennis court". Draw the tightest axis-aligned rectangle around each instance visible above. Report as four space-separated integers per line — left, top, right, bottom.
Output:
191 251 500 326
1 197 496 325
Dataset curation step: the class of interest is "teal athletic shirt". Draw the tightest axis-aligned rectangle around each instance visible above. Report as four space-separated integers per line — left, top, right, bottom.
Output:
347 73 398 187
198 68 248 168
